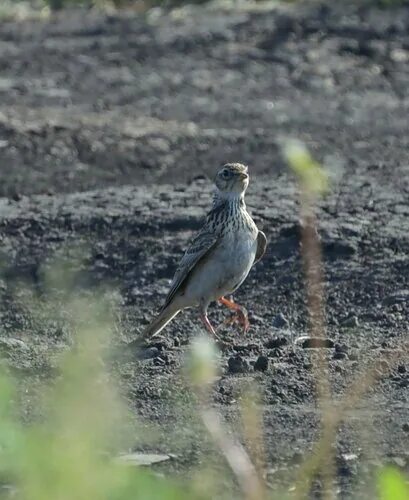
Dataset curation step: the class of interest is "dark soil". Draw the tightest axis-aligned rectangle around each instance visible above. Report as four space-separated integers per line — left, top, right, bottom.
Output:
0 1 409 497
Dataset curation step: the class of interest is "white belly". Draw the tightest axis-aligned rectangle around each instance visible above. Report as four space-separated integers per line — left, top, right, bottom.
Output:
184 231 258 305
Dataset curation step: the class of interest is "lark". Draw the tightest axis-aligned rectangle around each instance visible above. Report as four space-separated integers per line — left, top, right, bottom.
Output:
143 163 267 339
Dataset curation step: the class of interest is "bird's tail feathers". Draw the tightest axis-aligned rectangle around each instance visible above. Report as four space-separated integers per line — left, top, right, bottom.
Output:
142 303 180 340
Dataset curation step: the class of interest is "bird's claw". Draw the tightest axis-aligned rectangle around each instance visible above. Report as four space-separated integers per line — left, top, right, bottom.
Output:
223 308 250 333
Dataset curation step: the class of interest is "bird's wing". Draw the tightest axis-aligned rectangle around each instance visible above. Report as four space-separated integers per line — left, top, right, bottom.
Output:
254 230 267 264
161 229 219 310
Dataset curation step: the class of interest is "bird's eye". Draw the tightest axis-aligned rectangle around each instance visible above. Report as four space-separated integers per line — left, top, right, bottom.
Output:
221 169 230 179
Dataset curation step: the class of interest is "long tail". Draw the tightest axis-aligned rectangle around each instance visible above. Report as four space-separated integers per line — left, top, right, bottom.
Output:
142 303 180 340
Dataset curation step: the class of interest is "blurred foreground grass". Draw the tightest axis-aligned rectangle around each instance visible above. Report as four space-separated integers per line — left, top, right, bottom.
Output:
0 294 193 500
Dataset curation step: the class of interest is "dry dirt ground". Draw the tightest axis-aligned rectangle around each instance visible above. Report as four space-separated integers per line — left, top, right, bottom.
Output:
0 1 409 497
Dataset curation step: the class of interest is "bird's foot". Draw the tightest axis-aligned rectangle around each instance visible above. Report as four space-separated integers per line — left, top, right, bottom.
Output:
218 296 250 333
223 309 250 333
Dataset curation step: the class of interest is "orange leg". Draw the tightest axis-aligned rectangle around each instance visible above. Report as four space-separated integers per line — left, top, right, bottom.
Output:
200 310 233 349
218 296 250 333
200 311 217 336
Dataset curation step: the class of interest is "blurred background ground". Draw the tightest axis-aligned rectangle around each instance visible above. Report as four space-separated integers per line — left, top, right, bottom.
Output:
0 1 408 498
0 0 408 197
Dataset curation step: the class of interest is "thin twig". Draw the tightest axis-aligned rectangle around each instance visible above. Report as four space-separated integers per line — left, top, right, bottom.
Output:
200 406 265 500
296 195 335 500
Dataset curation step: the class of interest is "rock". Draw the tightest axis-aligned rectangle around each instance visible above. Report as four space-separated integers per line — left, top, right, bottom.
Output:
335 343 348 352
265 336 288 349
228 355 249 374
116 453 171 466
333 343 349 360
324 240 357 259
296 337 335 349
254 355 269 372
153 354 169 366
272 313 289 328
333 351 348 360
11 192 22 202
341 316 359 328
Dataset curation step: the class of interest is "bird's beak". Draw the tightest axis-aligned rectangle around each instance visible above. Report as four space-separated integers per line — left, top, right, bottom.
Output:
239 173 249 180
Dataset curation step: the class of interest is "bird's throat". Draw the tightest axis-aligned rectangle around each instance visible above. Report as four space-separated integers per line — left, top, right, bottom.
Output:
212 190 245 209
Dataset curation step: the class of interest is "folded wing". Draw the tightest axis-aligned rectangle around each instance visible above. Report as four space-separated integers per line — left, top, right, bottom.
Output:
254 230 267 264
161 230 219 310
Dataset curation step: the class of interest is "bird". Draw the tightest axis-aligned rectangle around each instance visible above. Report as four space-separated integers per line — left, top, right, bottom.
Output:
142 163 267 341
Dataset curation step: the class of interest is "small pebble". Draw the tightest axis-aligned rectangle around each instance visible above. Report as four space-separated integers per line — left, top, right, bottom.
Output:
265 336 288 349
333 343 349 360
333 351 348 360
297 337 334 349
341 316 359 328
254 355 269 372
154 356 167 366
11 192 22 202
272 313 289 328
228 355 250 374
335 343 348 353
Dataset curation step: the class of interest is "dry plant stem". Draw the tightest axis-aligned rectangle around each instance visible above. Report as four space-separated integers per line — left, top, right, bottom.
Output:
295 195 335 500
295 341 409 497
198 389 265 500
241 395 266 482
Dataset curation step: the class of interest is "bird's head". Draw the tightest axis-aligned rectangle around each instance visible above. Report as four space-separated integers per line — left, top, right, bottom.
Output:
214 163 249 197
